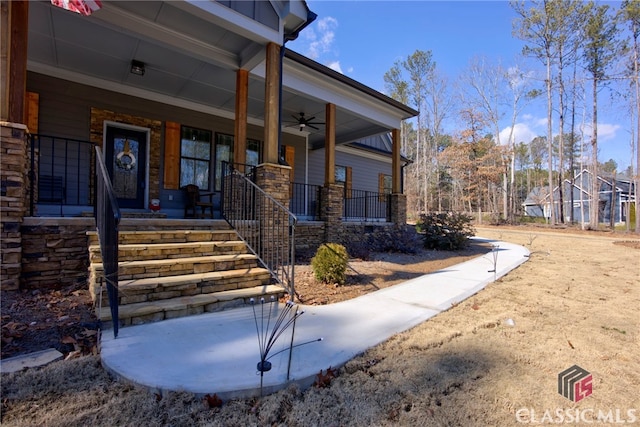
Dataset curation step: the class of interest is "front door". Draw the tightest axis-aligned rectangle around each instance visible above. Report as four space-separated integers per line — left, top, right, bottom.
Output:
105 125 147 209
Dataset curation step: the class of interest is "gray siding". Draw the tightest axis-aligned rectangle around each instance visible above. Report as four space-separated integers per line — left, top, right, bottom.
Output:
307 147 392 193
27 72 307 213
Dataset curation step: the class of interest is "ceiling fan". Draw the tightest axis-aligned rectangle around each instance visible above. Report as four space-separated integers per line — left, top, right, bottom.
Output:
288 112 325 131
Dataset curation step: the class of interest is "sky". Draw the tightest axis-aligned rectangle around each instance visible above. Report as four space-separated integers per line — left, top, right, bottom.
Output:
287 0 637 173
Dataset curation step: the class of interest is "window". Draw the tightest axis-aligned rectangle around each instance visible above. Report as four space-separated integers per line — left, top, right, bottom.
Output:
336 165 352 198
214 133 233 191
335 165 346 184
246 139 262 167
180 126 212 189
213 134 263 191
379 174 392 201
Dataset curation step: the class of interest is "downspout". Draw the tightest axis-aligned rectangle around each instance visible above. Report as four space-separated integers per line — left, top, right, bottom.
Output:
277 10 317 161
401 159 413 194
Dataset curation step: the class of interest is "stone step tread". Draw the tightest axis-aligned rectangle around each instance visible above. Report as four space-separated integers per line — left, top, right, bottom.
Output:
87 229 234 237
91 253 258 271
98 284 284 321
117 267 271 290
88 240 246 253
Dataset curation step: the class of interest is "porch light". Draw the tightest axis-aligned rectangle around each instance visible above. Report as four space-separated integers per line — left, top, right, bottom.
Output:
130 60 145 76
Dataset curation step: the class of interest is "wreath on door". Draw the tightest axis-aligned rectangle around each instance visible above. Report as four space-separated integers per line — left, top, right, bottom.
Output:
115 139 136 171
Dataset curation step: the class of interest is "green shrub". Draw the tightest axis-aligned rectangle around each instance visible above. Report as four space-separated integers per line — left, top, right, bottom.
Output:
311 243 348 285
418 212 475 250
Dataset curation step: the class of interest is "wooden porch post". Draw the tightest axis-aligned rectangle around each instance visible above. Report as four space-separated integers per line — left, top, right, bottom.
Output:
1 0 29 123
233 69 248 166
392 128 401 194
324 103 336 185
263 42 280 164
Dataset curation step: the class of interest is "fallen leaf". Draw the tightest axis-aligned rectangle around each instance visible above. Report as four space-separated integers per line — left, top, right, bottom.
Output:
64 350 82 360
61 336 77 344
204 393 223 408
314 366 337 388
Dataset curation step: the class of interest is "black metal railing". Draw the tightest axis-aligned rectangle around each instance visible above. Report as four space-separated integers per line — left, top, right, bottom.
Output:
95 147 121 338
221 162 297 301
343 188 390 221
29 134 95 216
290 182 322 220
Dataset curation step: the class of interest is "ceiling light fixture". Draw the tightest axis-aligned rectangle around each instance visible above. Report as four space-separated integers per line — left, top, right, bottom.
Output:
130 60 145 76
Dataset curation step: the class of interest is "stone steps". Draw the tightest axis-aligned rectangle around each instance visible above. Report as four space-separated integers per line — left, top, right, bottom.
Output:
88 225 281 328
88 240 248 263
98 284 285 327
97 267 272 305
87 229 238 246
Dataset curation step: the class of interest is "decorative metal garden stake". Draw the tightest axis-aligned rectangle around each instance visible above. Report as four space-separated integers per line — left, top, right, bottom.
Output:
488 243 500 280
251 296 307 396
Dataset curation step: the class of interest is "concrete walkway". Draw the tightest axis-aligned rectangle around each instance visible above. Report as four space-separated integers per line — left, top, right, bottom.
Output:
100 238 530 399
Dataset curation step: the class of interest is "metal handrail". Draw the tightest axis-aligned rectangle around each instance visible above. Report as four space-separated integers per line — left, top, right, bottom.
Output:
94 147 121 338
28 134 96 216
221 162 297 301
343 187 390 220
290 182 322 220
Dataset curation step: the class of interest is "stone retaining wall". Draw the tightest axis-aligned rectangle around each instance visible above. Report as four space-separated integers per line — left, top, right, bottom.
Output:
15 217 409 291
21 218 94 289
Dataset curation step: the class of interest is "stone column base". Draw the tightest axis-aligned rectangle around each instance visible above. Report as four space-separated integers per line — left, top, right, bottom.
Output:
1 122 29 290
389 193 407 225
320 184 343 243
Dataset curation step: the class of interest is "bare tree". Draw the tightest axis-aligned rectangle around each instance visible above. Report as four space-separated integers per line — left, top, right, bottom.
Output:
582 1 620 228
512 0 566 224
620 0 640 233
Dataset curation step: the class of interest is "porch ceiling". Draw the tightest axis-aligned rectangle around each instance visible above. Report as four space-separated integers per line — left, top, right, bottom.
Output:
26 1 412 148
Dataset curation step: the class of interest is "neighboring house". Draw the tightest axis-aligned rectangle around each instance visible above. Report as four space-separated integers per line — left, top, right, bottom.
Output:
1 0 418 291
522 170 637 224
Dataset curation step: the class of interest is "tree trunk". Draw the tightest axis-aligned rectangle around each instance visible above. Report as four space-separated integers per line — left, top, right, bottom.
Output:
546 55 556 225
591 76 599 228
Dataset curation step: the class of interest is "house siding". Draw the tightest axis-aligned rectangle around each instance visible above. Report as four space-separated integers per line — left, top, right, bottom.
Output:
27 72 307 213
307 147 391 193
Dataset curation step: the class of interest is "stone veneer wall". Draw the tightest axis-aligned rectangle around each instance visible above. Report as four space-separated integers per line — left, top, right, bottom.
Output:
19 218 228 290
294 221 410 258
0 123 29 290
389 193 407 225
254 163 291 264
90 108 162 202
320 184 344 243
21 218 94 289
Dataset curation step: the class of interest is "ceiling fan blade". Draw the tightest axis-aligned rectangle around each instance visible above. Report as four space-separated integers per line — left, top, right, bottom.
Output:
306 116 316 122
308 124 319 130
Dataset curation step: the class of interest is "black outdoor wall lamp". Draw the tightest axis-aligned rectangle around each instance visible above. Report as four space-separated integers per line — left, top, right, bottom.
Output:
130 60 145 76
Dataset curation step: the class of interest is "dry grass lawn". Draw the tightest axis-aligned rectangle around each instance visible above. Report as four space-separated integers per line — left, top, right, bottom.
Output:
2 226 639 426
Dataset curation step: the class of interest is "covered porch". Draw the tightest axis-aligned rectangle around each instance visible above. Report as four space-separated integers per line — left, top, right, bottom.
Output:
1 0 417 292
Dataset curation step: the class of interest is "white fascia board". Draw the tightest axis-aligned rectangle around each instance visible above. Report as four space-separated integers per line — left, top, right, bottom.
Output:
336 145 392 164
28 61 269 128
176 1 283 45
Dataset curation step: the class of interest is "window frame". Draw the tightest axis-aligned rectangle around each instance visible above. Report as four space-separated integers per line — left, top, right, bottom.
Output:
179 126 212 190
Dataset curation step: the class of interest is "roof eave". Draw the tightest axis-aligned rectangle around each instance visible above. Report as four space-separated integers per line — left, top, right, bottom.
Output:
284 49 419 119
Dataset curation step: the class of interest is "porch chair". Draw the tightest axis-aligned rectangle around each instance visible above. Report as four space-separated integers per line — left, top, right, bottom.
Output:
182 184 214 218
